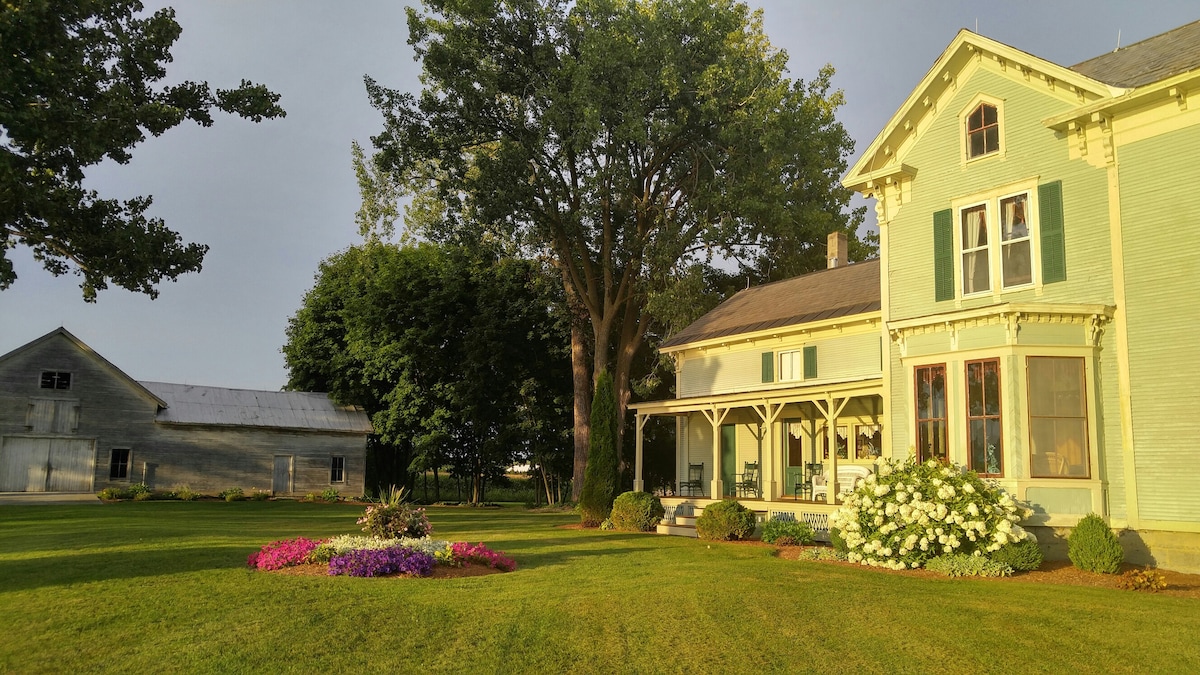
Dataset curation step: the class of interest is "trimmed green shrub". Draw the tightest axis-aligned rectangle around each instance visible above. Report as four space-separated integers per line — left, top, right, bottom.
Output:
128 482 151 499
599 518 615 531
990 538 1044 572
695 499 756 541
761 517 815 546
609 491 665 532
1068 513 1123 573
319 487 341 503
926 553 1013 578
579 370 620 527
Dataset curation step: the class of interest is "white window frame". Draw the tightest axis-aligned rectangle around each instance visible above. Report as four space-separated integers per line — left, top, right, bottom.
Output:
960 94 1006 164
951 178 1040 299
779 350 803 382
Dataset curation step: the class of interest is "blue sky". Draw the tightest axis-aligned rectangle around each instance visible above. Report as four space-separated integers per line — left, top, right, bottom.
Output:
2 1 1197 390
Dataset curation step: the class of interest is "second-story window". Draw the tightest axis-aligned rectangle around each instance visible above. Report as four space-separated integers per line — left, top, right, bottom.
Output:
966 102 999 158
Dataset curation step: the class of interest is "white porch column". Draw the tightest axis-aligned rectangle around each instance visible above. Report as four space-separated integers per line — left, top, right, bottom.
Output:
633 413 648 492
701 406 729 499
752 402 785 501
815 395 851 505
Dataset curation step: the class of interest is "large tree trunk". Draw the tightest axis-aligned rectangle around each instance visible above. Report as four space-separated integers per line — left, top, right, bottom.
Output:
571 320 592 501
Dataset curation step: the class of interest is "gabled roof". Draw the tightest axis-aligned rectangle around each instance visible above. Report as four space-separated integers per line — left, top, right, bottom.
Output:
1071 20 1200 87
0 327 167 407
660 259 880 350
142 381 372 434
844 30 1118 191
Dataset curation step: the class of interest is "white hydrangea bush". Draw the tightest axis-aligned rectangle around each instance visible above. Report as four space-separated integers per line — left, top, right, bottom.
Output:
828 457 1032 570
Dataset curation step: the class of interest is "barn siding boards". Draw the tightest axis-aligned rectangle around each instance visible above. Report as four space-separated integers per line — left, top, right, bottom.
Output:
1117 125 1200 524
0 329 369 496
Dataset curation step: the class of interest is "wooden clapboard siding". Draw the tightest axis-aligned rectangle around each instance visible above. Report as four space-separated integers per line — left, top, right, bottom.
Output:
677 328 881 398
1116 125 1200 523
885 65 1113 323
0 330 368 496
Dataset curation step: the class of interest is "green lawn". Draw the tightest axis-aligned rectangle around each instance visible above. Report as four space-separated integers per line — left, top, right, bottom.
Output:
1 502 1197 674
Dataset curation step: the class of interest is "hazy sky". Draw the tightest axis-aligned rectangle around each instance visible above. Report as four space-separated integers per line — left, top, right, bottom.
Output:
2 1 1197 391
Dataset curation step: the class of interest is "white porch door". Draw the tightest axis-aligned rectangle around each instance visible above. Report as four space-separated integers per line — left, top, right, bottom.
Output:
0 437 95 492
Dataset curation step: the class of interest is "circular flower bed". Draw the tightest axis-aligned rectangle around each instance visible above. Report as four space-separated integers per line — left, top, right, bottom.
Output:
247 535 516 578
828 457 1031 570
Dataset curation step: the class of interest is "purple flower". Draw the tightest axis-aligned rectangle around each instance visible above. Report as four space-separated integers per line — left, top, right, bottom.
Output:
327 546 436 577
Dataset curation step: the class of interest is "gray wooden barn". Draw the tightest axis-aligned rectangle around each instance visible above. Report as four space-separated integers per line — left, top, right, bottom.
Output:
0 328 371 496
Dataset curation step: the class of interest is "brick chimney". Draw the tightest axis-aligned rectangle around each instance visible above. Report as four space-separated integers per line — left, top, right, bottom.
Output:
827 231 848 269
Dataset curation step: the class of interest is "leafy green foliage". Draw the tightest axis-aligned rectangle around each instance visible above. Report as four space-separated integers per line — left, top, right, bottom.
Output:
219 487 244 502
0 0 284 299
579 371 620 526
1118 568 1167 592
283 242 572 501
609 491 666 532
761 517 815 546
357 496 432 539
172 485 200 501
1068 513 1124 574
798 546 847 562
695 499 756 541
366 0 871 469
829 527 849 554
990 538 1044 572
925 554 1014 578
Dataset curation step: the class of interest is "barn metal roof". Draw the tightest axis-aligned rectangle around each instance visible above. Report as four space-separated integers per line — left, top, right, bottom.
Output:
140 381 373 434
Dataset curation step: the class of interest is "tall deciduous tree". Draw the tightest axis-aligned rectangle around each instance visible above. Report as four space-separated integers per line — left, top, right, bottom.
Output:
367 0 868 498
283 241 572 503
0 0 285 300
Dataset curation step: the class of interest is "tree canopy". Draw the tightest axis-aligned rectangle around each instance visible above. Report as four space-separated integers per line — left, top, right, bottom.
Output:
0 0 285 300
366 0 870 495
283 241 572 502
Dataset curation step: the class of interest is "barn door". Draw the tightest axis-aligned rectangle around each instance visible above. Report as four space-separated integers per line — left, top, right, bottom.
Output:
0 438 50 492
45 439 96 492
272 455 293 495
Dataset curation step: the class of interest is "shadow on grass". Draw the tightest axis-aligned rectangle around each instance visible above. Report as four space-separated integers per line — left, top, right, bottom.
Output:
0 545 251 592
514 546 651 570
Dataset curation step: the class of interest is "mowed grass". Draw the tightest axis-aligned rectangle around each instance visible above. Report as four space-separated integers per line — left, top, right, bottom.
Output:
1 503 1198 674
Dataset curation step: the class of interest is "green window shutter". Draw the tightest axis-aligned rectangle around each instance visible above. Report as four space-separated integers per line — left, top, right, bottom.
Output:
933 209 954 301
803 345 817 379
761 351 774 383
1039 180 1066 284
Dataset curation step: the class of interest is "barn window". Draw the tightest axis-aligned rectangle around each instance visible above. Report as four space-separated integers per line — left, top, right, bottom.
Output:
109 449 130 480
40 371 71 390
330 456 345 483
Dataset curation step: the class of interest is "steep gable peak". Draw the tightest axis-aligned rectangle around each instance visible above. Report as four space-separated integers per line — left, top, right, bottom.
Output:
845 30 1119 193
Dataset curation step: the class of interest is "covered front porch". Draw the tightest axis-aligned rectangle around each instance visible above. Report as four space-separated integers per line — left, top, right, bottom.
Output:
630 377 887 527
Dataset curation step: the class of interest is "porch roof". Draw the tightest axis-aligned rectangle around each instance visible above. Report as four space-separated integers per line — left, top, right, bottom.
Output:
629 375 883 416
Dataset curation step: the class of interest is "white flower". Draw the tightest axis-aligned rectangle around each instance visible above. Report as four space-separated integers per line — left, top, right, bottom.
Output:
967 503 979 517
963 483 975 494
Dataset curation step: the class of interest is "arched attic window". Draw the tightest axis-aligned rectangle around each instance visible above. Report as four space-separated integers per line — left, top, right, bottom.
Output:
966 103 999 158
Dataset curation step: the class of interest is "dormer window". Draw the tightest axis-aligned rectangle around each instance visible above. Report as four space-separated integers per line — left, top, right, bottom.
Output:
966 103 999 158
40 371 71 390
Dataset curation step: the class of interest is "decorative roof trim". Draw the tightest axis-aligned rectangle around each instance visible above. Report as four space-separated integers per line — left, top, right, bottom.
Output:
660 310 881 355
844 30 1120 191
1043 67 1200 131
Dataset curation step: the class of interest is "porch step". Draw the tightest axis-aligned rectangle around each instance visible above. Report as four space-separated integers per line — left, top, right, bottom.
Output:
675 514 699 527
656 522 698 538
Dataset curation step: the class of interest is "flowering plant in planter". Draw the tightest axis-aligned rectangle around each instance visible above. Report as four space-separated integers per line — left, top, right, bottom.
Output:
828 457 1031 570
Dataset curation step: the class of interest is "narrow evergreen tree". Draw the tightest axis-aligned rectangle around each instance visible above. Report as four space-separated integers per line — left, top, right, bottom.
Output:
579 370 619 526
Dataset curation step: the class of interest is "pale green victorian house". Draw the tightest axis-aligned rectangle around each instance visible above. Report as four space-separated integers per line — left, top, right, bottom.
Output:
637 21 1200 572
842 21 1200 571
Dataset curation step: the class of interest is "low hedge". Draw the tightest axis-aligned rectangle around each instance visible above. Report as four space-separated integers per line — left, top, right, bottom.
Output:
695 500 756 541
